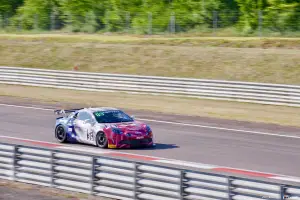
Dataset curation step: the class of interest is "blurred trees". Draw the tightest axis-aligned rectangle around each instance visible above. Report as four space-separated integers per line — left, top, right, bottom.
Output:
0 0 24 16
0 0 299 35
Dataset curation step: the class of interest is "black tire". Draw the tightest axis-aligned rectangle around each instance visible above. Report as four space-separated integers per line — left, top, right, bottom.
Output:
96 132 108 148
55 125 67 143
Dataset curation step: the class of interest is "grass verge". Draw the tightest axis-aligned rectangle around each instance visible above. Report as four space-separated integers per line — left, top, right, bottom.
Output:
0 34 300 84
1 84 300 127
0 179 111 200
1 33 300 48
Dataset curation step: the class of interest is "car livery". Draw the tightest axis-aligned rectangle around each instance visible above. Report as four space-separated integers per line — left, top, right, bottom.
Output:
54 107 154 149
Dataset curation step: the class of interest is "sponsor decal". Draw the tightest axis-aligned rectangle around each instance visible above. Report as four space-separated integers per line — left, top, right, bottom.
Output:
108 144 117 148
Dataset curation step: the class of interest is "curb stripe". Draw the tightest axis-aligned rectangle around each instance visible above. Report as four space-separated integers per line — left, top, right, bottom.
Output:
0 136 62 148
213 168 276 178
270 176 300 183
155 159 217 169
107 153 158 161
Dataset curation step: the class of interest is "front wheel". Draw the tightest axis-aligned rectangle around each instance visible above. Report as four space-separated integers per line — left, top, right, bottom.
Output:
96 132 108 148
55 125 67 143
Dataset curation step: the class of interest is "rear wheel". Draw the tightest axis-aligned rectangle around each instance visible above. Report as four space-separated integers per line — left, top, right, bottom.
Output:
96 132 108 148
55 125 67 143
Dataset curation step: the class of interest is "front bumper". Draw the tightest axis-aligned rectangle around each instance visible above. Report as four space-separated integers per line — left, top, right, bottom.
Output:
109 137 153 148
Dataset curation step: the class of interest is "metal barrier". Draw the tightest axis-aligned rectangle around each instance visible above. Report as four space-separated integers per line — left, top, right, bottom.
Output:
1 142 300 200
1 66 300 107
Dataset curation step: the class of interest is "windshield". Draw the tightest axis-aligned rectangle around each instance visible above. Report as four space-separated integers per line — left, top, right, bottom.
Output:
93 110 134 123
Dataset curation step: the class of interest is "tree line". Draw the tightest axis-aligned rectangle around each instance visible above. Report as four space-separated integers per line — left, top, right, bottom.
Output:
0 0 299 35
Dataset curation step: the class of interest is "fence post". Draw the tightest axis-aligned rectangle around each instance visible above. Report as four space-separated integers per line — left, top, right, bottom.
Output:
148 12 152 35
12 145 18 181
180 170 185 200
50 151 55 187
228 176 233 200
4 13 8 28
50 11 55 31
258 10 262 37
90 156 96 195
34 14 38 30
213 10 218 35
18 15 22 32
67 12 72 32
0 14 3 30
133 163 139 200
126 11 130 33
170 12 176 34
105 11 110 32
280 185 287 200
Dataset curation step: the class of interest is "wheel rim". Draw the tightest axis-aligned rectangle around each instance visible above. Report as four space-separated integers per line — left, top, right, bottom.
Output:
56 127 65 141
98 133 106 146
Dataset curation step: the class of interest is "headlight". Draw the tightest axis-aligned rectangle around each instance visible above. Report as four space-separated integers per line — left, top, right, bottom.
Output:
112 128 123 134
146 125 152 135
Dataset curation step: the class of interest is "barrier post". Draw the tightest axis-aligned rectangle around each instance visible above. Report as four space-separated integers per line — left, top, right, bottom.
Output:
12 145 18 181
133 163 138 200
90 156 96 195
280 185 287 200
180 170 185 200
228 176 233 200
50 151 55 187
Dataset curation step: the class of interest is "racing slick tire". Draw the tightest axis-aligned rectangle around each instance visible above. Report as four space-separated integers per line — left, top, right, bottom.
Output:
55 125 67 143
96 132 108 148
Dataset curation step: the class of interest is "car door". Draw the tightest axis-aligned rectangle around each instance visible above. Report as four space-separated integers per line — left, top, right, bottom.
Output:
74 111 95 144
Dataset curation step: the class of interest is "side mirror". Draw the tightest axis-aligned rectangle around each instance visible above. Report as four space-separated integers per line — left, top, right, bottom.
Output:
131 115 135 120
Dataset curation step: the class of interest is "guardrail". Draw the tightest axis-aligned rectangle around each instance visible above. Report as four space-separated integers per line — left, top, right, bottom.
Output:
1 142 300 200
1 66 300 107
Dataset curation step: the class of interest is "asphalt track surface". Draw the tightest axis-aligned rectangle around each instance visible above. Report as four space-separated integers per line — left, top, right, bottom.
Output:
1 97 300 178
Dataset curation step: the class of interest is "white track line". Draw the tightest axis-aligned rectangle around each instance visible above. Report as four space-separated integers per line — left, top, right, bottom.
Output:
0 103 52 111
138 118 300 139
1 103 300 139
0 135 58 144
155 159 216 169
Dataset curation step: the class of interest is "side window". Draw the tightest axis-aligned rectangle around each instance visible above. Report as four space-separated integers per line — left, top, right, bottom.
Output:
77 111 94 124
77 112 90 121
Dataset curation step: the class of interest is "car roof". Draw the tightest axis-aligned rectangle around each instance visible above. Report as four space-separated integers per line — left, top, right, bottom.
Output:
83 107 120 112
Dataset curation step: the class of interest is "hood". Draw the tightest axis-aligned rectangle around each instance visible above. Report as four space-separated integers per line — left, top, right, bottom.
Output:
105 121 147 134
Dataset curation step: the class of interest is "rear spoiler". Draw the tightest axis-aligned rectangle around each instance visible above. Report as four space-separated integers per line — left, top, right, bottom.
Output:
54 108 84 115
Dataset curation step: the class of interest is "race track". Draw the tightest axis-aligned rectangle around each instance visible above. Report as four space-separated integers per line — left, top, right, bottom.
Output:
1 100 300 177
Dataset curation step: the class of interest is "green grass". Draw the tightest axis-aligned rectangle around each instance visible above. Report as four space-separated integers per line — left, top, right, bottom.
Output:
0 179 105 200
1 33 300 48
0 34 300 84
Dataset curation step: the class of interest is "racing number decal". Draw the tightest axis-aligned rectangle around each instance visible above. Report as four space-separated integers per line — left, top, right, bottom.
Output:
87 130 94 141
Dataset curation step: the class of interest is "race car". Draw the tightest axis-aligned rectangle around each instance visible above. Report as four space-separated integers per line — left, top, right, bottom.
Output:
54 107 154 149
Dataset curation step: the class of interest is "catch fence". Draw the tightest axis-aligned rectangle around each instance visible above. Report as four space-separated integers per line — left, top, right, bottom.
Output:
0 10 299 37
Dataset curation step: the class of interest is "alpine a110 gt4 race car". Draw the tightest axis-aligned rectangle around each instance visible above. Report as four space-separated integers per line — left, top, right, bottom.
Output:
54 107 154 149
